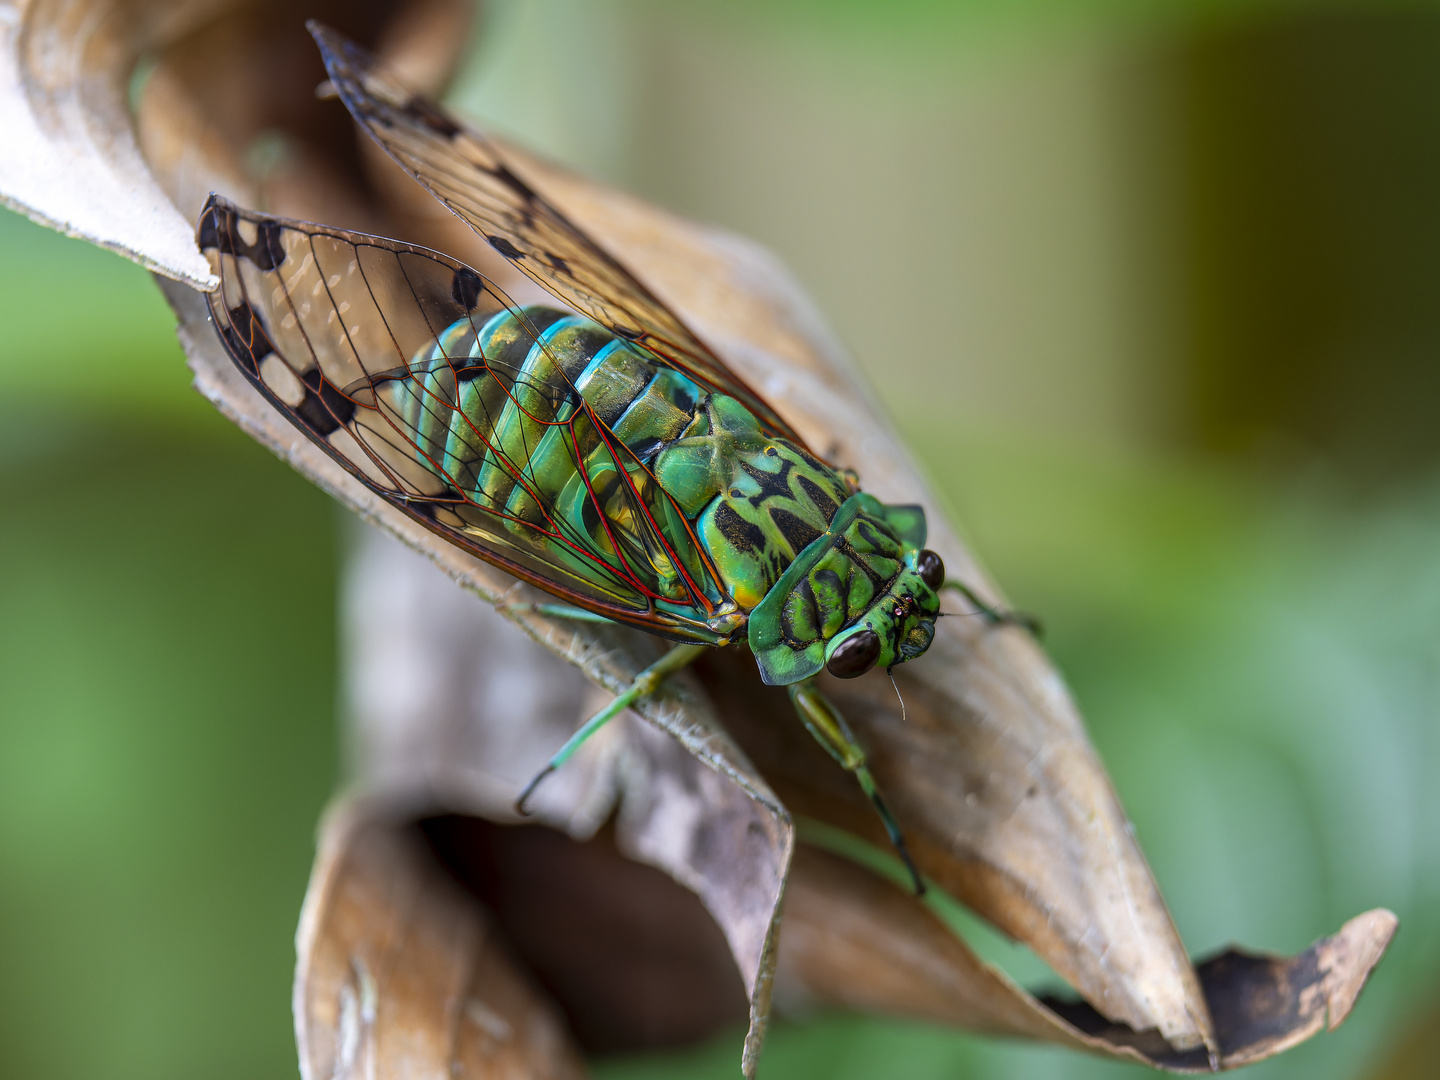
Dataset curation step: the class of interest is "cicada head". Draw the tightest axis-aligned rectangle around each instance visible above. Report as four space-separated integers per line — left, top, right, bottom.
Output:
749 494 942 685
822 549 942 679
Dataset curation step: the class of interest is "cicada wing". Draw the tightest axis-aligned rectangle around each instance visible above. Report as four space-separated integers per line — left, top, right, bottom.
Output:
198 195 723 638
308 21 806 451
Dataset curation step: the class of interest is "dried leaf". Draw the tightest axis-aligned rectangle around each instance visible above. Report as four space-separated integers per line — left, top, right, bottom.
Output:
0 0 219 288
329 521 792 1067
420 815 751 1053
296 797 588 1080
778 844 1397 1071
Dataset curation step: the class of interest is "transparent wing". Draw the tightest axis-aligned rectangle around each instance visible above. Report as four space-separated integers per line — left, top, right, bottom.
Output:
198 195 728 641
308 20 806 450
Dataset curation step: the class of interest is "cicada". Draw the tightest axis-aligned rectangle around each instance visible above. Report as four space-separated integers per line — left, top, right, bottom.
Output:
199 23 1028 891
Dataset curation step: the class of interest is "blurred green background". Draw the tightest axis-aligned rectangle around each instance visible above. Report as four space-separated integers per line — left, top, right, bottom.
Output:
3 0 1440 1077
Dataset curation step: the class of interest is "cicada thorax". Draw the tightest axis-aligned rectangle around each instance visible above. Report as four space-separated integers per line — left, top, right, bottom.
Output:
651 396 854 611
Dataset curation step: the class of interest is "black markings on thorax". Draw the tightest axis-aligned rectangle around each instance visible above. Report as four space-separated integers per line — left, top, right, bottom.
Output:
713 503 767 557
795 474 840 522
770 507 822 555
737 457 795 507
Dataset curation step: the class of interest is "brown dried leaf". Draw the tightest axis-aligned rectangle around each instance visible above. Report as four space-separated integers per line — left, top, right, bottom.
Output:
779 844 1397 1070
0 0 222 287
331 522 792 1068
296 797 588 1080
132 0 471 230
1044 905 1399 1069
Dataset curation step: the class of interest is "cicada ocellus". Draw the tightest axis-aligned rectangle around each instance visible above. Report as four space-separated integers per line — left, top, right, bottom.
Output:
198 23 1030 891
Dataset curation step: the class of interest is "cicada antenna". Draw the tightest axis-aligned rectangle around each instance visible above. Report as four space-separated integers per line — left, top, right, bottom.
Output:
888 669 907 729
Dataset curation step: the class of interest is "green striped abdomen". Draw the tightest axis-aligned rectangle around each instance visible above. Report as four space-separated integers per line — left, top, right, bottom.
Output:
395 305 851 613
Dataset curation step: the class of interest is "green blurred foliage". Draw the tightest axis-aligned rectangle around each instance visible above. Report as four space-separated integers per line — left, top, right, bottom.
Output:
0 210 194 416
0 212 338 1078
646 0 1431 44
1180 9 1440 475
5 1 1440 1078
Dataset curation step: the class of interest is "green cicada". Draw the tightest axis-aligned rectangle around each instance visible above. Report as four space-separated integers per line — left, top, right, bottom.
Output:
199 24 1027 892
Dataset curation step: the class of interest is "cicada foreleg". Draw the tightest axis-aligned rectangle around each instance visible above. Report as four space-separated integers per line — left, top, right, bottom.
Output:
787 681 925 896
942 580 1044 639
515 642 707 813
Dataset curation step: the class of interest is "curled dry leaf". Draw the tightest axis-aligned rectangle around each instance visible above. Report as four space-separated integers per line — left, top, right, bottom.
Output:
0 1 1398 1076
297 798 589 1080
0 0 219 288
780 844 1398 1071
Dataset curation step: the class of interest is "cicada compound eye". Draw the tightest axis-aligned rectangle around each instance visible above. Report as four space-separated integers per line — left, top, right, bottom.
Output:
916 548 945 590
827 629 882 679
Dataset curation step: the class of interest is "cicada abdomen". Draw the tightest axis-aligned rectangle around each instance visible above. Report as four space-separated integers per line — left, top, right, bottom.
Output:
394 305 720 615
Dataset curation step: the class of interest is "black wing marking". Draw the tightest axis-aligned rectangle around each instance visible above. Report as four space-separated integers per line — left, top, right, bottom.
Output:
198 194 727 642
307 20 807 450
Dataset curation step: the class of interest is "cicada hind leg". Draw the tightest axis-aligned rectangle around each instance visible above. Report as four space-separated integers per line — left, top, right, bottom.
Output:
787 681 925 896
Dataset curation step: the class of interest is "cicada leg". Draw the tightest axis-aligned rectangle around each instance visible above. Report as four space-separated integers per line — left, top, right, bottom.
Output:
516 642 707 813
497 601 617 624
942 580 1044 638
787 680 925 896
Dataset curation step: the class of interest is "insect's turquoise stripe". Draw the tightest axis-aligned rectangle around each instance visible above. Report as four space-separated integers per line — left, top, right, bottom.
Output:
576 339 629 386
519 338 664 501
408 317 480 467
471 314 597 516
